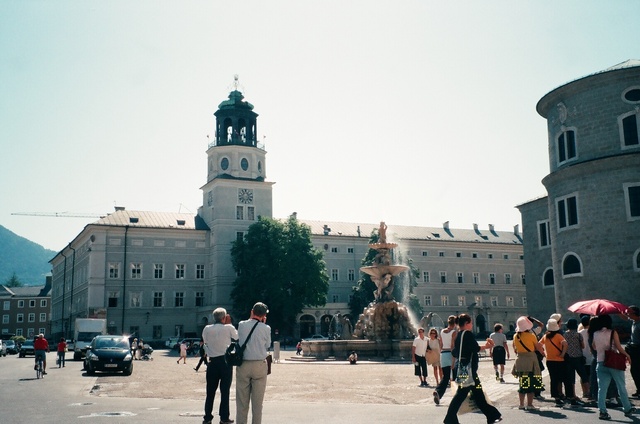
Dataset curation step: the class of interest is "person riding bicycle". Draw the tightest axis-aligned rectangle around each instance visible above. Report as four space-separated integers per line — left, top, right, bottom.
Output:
34 334 49 375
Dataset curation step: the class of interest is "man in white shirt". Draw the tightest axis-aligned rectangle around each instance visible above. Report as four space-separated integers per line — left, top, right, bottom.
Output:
202 307 238 424
412 327 429 387
236 302 271 424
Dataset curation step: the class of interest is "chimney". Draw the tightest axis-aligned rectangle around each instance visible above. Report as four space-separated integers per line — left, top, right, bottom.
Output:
443 221 449 231
115 206 125 211
488 224 495 232
514 224 520 235
473 223 479 231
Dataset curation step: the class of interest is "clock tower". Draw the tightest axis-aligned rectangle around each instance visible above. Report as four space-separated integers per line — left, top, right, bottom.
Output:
200 77 274 306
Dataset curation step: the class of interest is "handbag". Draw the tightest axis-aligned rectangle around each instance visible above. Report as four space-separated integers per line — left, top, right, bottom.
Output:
455 331 475 388
224 320 259 367
266 353 273 375
604 330 627 371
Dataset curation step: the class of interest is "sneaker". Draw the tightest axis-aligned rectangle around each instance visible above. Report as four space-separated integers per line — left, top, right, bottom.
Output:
518 405 525 410
625 407 637 417
219 420 235 424
433 391 440 405
42 372 47 375
555 399 565 407
599 412 611 420
499 378 505 383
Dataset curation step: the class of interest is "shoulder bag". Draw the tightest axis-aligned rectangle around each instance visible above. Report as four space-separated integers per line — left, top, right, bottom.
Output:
225 320 260 367
455 330 475 388
604 330 627 371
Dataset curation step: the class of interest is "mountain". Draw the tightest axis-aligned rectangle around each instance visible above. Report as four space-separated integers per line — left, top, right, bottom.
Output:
0 225 56 286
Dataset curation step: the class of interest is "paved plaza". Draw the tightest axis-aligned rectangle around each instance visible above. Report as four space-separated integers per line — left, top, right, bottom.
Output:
86 346 640 423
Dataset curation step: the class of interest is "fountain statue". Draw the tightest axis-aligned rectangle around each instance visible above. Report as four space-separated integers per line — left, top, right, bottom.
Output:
354 221 417 341
299 222 418 360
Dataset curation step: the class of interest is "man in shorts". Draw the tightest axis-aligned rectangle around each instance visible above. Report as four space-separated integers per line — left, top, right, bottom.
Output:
489 323 510 382
34 333 49 375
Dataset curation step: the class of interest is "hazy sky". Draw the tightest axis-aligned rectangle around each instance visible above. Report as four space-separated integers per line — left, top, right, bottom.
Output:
1 1 638 252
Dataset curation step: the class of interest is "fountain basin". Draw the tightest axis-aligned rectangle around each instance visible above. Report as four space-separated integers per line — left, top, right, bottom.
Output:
360 265 409 278
300 339 414 361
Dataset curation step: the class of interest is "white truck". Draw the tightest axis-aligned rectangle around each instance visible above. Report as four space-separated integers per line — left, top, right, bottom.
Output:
73 318 107 360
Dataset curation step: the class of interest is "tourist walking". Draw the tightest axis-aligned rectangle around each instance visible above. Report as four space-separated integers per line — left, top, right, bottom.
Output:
412 327 429 387
194 340 208 372
56 337 67 368
623 305 640 397
578 315 593 399
202 307 238 424
443 313 502 424
433 315 458 405
512 316 544 410
236 302 271 424
131 338 138 360
489 323 510 383
592 314 635 420
177 341 188 364
426 328 443 385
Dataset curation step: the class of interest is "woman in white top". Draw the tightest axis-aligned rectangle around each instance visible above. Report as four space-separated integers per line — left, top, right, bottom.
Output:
592 314 634 420
433 315 457 405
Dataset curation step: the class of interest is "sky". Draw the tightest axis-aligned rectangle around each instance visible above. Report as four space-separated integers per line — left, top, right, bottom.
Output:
1 1 638 252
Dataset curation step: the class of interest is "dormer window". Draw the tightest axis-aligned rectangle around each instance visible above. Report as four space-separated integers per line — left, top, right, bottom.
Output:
129 217 139 223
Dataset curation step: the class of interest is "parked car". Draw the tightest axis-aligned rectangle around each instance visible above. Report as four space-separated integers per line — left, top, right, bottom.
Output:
66 340 75 351
173 338 201 351
4 340 17 355
165 337 180 349
304 334 328 341
19 340 35 357
84 335 133 376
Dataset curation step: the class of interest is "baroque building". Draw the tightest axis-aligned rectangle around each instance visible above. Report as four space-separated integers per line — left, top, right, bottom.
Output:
518 60 640 320
49 81 525 342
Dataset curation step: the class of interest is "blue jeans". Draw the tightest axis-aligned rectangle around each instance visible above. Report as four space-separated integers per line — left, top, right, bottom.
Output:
596 361 632 413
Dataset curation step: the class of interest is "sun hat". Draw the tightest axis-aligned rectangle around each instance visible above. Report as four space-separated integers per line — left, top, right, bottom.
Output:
516 316 533 332
550 313 562 323
547 318 560 332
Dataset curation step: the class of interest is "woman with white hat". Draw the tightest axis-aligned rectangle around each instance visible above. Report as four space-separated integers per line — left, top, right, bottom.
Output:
541 318 571 406
512 316 545 410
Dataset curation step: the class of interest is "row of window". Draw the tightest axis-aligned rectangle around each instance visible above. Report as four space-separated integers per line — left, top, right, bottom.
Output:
327 246 522 260
424 295 526 308
538 184 640 248
1 299 48 310
1 328 46 337
236 205 255 220
328 269 525 284
555 108 640 167
2 313 48 324
108 263 206 280
107 291 206 308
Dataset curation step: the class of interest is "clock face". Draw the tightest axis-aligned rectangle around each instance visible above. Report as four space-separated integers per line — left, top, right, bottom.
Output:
238 188 253 204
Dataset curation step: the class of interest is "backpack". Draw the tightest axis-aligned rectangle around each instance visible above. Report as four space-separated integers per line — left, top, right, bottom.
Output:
224 320 260 367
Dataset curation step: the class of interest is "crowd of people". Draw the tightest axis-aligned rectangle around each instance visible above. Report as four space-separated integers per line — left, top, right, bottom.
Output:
411 305 640 423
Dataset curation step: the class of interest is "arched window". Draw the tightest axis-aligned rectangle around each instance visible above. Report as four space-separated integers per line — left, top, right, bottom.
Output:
543 268 554 287
634 248 640 272
562 253 583 277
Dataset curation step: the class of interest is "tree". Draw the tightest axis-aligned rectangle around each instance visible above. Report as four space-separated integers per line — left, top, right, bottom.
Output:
5 272 23 287
230 214 329 337
349 230 423 319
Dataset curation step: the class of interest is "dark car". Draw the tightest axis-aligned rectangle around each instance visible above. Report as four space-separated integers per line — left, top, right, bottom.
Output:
84 335 133 376
5 340 18 355
19 340 35 357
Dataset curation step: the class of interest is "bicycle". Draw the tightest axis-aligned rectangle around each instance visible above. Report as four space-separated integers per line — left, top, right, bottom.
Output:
35 356 44 379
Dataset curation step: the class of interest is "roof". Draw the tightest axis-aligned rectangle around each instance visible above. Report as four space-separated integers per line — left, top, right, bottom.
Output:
90 210 210 231
299 220 522 245
0 285 49 298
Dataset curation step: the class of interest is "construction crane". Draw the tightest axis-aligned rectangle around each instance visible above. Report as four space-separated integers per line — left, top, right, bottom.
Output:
11 212 106 218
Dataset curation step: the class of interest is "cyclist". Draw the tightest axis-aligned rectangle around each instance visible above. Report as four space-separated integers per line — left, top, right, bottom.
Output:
34 334 49 375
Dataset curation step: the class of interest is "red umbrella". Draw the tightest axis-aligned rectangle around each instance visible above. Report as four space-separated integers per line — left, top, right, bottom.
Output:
567 299 628 316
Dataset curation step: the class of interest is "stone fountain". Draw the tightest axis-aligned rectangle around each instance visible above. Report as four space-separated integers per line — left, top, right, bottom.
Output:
300 222 418 360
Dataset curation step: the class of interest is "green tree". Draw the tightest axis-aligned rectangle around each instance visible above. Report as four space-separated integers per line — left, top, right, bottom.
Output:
230 214 329 337
5 272 23 287
349 231 423 319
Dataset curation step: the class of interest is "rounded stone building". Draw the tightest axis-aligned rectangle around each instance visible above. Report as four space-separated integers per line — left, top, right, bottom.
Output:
519 60 640 318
